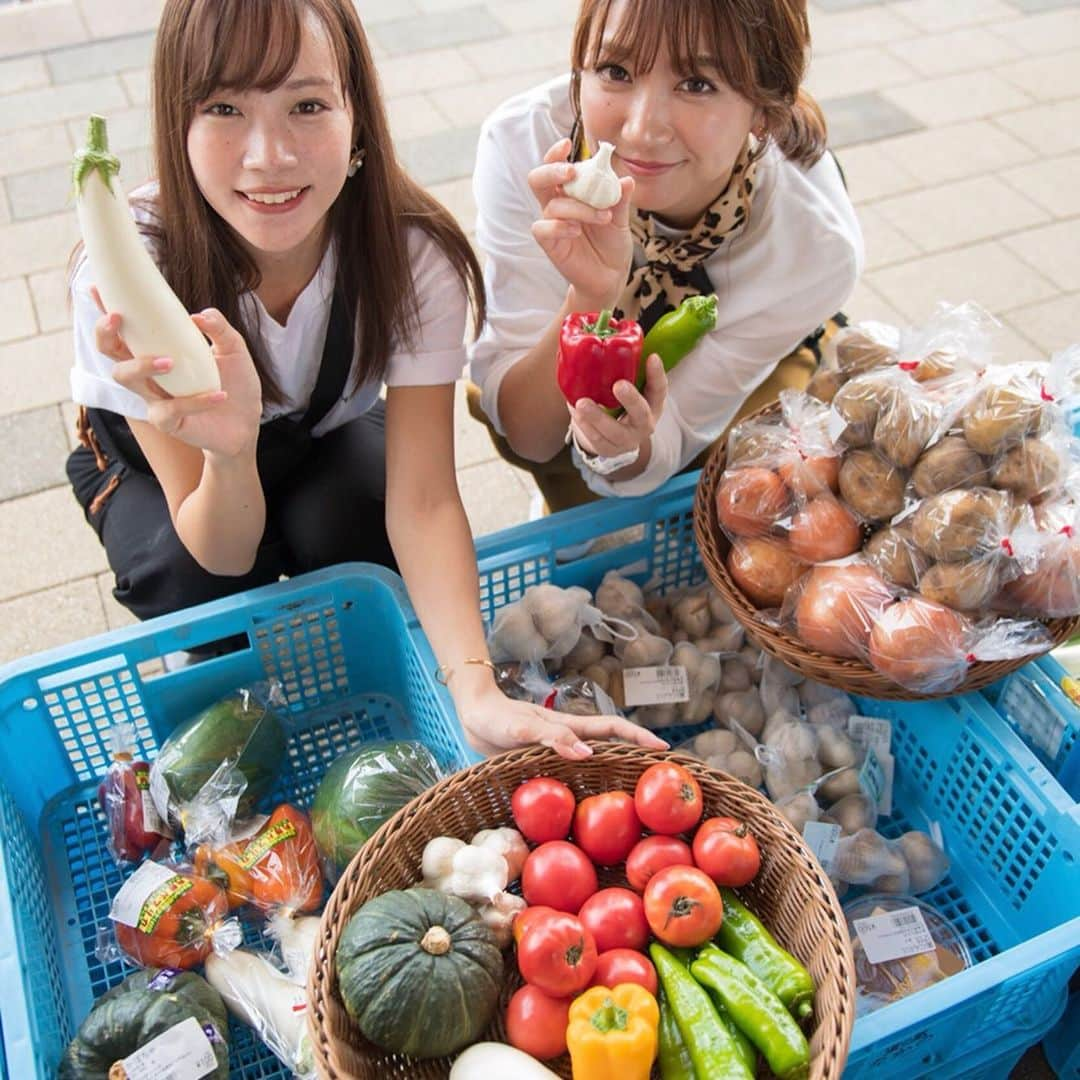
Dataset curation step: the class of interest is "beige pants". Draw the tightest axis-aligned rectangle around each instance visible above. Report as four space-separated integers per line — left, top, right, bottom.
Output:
467 320 841 513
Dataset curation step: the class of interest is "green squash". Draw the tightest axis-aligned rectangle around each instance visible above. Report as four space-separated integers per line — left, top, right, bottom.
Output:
336 887 503 1058
152 682 288 829
311 741 442 872
58 968 229 1079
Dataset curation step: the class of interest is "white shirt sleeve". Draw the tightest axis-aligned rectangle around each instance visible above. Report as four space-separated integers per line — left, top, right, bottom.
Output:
384 228 470 388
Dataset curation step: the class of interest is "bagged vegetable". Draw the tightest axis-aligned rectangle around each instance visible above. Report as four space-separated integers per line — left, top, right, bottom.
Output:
311 740 443 874
994 507 1080 618
149 680 288 845
98 721 171 865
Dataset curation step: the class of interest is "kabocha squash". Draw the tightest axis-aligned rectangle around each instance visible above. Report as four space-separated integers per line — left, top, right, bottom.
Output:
336 887 503 1058
58 968 229 1078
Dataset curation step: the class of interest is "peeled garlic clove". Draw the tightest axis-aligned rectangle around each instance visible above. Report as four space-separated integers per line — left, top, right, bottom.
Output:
563 141 622 209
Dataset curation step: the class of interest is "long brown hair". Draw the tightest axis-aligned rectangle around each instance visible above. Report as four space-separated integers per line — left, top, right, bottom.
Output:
141 0 484 403
569 0 826 168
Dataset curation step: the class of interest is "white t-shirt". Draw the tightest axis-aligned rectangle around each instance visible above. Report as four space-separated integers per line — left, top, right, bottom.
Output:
468 74 865 496
71 188 469 437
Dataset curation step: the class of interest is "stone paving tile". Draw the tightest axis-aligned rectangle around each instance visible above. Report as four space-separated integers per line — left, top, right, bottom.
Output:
0 124 75 180
0 486 108 602
29 268 71 334
66 107 149 155
998 48 1080 102
819 91 925 148
810 6 916 53
866 241 1060 323
0 185 9 226
428 70 554 129
1005 293 1080 352
990 321 1049 364
890 0 1019 33
812 0 888 11
0 576 106 667
6 146 149 221
0 3 88 60
375 47 479 98
833 142 923 202
428 176 477 235
0 277 37 343
996 98 1080 153
0 54 49 95
398 125 480 187
991 7 1080 52
387 93 452 141
97 571 137 631
453 380 497 469
0 329 75 415
74 0 163 40
886 26 1025 77
1004 219 1080 292
855 204 922 270
805 47 916 101
1005 0 1080 11
0 76 127 136
840 278 909 327
45 32 154 84
371 7 506 57
882 71 1034 128
486 0 578 32
121 68 149 107
457 457 534 536
867 120 1035 188
459 28 573 80
1002 151 1080 216
873 176 1050 254
61 400 81 453
356 0 421 24
0 406 69 502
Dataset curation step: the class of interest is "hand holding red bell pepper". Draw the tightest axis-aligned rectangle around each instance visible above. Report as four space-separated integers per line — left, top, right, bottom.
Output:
556 309 643 410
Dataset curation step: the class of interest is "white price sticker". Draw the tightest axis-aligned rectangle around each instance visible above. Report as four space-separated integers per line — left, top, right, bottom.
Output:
802 821 840 874
854 906 935 965
140 789 172 839
1001 675 1065 761
120 1017 218 1080
848 716 893 756
827 407 849 445
109 861 179 928
623 665 690 707
858 747 894 816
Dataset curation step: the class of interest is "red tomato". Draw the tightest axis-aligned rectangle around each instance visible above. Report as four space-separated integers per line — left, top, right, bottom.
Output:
643 865 723 947
505 985 572 1060
634 761 704 835
512 777 576 843
513 905 559 946
578 887 650 953
590 949 658 996
625 835 694 893
573 791 642 866
522 841 598 913
517 911 598 997
693 816 762 887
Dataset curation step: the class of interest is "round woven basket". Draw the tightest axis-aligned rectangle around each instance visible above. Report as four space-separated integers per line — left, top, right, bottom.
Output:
693 403 1080 700
307 742 856 1080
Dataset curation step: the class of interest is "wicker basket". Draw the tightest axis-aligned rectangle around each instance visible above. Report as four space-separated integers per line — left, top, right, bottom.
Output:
693 404 1080 700
307 742 856 1080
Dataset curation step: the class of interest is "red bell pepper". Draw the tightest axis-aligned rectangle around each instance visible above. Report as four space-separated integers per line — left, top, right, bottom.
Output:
556 310 643 410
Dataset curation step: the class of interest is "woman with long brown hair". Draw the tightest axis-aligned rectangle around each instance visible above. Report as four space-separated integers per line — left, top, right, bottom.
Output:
66 0 662 759
469 0 864 510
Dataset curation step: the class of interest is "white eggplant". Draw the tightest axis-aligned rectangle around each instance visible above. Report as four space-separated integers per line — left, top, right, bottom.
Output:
266 911 320 984
563 141 621 209
450 1042 561 1079
73 114 220 397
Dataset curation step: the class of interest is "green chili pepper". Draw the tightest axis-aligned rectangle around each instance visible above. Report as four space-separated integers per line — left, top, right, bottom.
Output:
638 294 719 387
705 988 758 1075
692 945 810 1080
650 943 755 1080
658 993 697 1080
717 888 815 1020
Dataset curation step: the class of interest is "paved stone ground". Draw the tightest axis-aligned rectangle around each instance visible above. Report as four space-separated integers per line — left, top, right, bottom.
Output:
1 0 1079 666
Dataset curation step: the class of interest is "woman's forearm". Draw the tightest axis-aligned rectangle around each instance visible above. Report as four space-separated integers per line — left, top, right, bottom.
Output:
175 450 266 576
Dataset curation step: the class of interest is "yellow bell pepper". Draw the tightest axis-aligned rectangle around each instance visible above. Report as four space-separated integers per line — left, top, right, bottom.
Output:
566 983 659 1080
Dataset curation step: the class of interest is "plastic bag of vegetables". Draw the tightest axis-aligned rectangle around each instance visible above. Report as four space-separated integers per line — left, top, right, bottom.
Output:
149 680 289 845
311 740 444 874
58 968 229 1079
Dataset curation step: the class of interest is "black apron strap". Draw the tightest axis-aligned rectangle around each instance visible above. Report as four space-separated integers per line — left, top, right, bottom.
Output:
298 286 354 434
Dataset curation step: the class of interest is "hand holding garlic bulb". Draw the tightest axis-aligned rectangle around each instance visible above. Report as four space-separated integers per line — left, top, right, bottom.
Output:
563 141 622 209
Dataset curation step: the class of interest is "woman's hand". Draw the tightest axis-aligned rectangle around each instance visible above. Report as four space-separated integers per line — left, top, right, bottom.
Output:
570 353 669 460
459 681 669 761
529 138 635 311
92 287 262 460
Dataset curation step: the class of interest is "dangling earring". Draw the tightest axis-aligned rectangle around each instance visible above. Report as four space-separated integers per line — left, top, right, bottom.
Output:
347 147 366 177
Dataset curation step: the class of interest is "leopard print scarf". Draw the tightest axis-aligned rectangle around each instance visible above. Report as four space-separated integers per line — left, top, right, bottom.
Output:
615 139 758 324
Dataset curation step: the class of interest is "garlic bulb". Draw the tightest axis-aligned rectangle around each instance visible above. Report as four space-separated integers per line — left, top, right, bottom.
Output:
563 141 621 209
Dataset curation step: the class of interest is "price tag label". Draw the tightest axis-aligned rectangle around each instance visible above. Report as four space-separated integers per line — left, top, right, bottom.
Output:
802 821 840 875
120 1017 218 1080
109 861 181 928
623 665 690 707
848 716 892 756
1001 675 1065 761
854 906 935 965
858 747 894 816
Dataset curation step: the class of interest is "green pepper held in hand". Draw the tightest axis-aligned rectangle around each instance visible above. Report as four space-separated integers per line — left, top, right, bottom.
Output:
650 943 754 1080
717 887 815 1020
637 294 719 389
692 945 810 1080
658 994 696 1080
556 309 643 409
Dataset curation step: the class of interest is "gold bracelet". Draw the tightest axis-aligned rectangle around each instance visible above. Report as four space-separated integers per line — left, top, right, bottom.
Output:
435 657 498 685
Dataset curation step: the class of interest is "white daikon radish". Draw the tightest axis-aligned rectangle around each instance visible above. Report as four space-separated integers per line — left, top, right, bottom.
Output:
266 911 320 984
73 114 220 397
450 1042 561 1079
563 141 621 209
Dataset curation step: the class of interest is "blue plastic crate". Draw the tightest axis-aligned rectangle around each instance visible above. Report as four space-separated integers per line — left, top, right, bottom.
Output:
0 563 466 1079
475 472 1080 1079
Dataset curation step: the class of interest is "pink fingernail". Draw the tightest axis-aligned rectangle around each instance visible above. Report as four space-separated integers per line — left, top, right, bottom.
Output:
210 390 227 402
573 741 592 756
153 357 172 371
